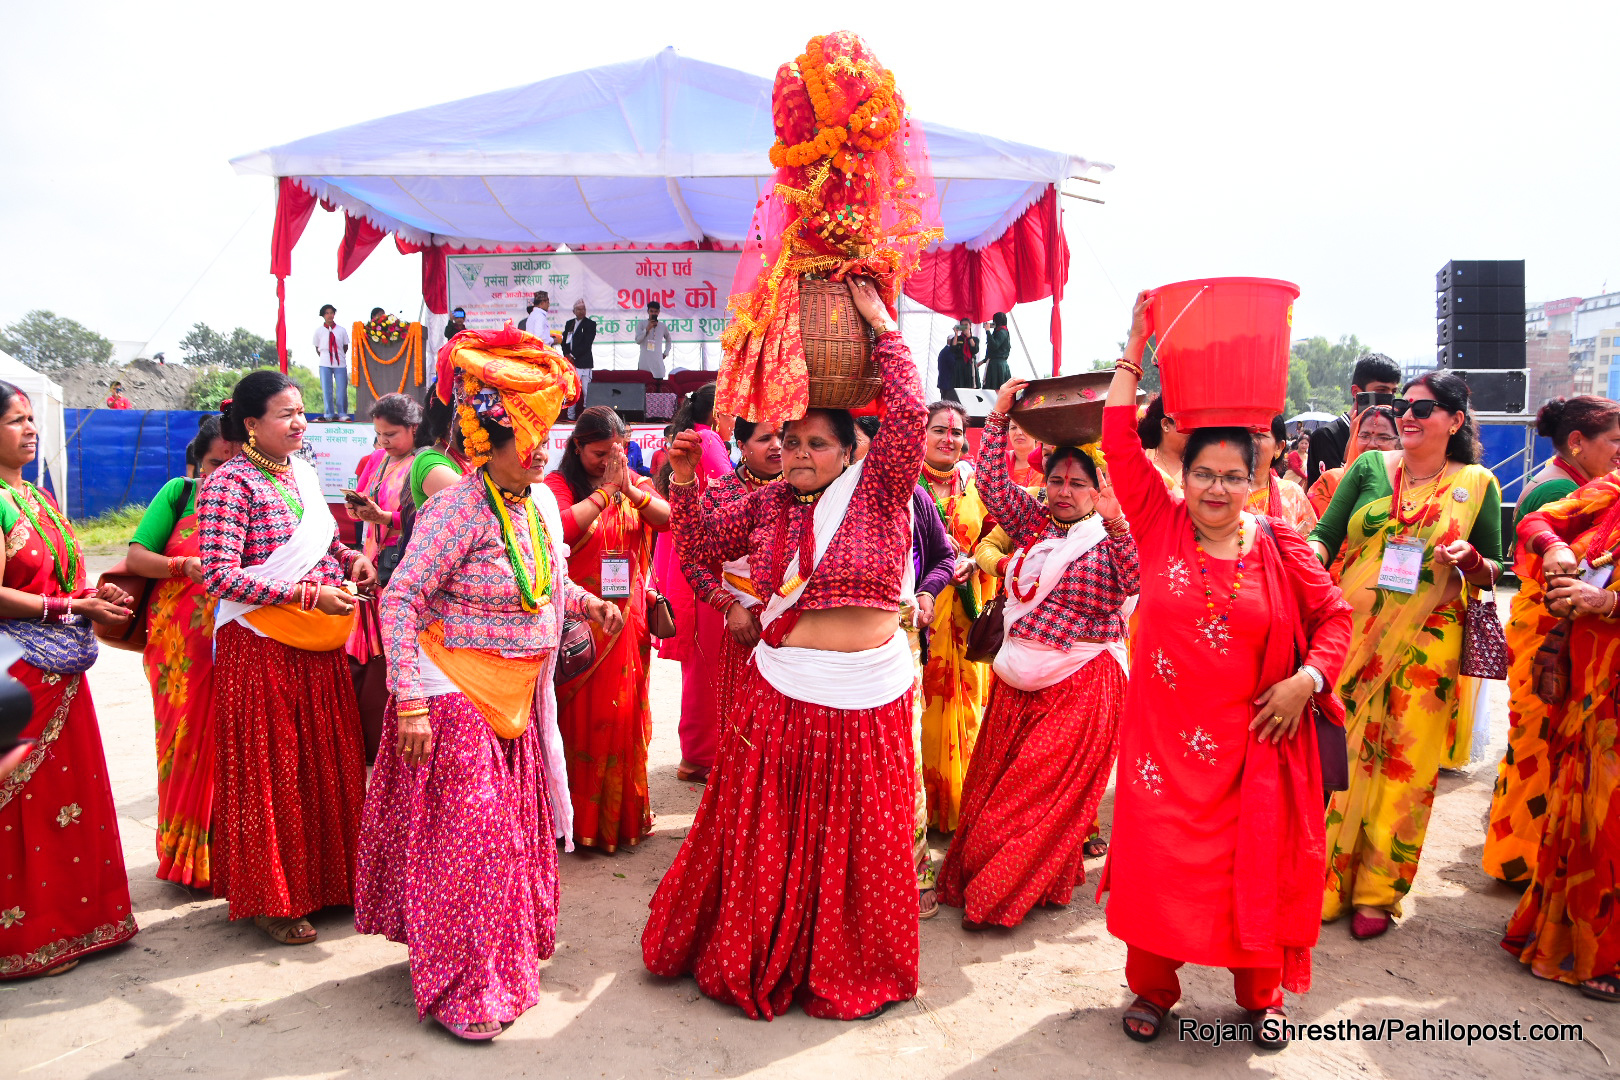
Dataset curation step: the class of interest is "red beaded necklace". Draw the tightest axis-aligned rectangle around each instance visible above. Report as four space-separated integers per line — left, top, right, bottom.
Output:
1191 516 1247 653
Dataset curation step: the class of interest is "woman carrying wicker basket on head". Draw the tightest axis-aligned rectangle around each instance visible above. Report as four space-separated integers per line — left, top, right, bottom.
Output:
643 276 926 1020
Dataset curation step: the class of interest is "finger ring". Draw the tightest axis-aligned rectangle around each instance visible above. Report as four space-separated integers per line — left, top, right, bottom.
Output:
1272 714 1283 722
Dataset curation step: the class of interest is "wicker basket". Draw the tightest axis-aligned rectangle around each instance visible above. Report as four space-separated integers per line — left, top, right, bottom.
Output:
799 276 880 409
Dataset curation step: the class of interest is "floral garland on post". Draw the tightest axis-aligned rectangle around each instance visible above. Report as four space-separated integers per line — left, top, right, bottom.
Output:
349 320 425 399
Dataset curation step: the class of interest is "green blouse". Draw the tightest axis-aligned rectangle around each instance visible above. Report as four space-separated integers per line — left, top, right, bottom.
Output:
409 448 463 508
1308 451 1503 564
130 477 198 552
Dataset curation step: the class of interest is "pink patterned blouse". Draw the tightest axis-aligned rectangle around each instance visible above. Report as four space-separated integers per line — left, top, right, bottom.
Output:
671 332 925 612
198 454 357 606
380 470 589 703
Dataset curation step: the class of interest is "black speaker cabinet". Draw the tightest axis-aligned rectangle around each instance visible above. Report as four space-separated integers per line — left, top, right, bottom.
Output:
586 381 647 420
1436 286 1526 319
1437 341 1527 370
1437 313 1526 344
1436 260 1526 290
1450 369 1527 413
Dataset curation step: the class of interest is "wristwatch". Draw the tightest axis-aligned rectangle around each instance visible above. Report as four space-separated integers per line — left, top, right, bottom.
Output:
1299 664 1324 694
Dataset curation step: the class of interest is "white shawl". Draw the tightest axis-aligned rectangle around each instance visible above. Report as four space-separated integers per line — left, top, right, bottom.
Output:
530 482 576 850
214 458 337 635
751 460 917 709
992 515 1127 692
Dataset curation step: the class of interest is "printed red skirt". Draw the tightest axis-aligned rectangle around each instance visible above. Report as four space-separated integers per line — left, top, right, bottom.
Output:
642 665 918 1020
937 653 1125 927
212 622 366 920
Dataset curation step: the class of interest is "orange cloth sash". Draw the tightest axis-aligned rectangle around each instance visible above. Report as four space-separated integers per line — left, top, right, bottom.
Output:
242 604 354 652
418 621 543 739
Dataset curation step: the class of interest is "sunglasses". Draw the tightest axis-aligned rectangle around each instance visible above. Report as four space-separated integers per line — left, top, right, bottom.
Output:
1391 398 1445 420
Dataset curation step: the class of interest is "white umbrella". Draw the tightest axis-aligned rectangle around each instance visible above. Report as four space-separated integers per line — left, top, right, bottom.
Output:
1288 411 1337 425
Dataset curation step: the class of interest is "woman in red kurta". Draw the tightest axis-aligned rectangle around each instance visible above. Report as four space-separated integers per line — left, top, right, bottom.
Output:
0 382 140 978
544 406 670 851
1099 293 1352 1046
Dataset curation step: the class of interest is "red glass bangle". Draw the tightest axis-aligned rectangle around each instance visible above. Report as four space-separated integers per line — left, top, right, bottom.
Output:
168 555 188 578
1532 533 1567 557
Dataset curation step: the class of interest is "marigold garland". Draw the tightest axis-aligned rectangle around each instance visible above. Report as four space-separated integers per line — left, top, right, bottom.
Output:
459 373 494 465
350 320 425 399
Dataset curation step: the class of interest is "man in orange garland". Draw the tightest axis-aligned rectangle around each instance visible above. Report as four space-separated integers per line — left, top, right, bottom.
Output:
313 303 351 421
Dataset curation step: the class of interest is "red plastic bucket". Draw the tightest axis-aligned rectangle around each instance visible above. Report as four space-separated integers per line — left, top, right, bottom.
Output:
1149 276 1299 432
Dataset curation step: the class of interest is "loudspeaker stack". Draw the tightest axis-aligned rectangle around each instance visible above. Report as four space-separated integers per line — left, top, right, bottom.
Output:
1434 260 1528 413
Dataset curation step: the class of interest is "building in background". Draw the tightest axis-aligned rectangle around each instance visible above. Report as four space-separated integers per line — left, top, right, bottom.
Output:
1527 330 1575 402
1525 291 1620 403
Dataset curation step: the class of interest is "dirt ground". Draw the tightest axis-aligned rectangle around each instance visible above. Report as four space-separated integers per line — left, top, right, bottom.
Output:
3 564 1617 1079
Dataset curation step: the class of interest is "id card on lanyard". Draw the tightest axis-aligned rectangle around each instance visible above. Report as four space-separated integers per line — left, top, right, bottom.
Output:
600 552 632 598
1377 534 1426 594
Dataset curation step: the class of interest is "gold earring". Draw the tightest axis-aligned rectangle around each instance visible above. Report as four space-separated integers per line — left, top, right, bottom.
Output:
248 430 257 449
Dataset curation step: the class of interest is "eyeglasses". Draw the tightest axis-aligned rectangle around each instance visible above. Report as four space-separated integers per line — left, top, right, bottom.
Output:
1361 433 1401 447
1186 469 1252 491
1391 398 1444 420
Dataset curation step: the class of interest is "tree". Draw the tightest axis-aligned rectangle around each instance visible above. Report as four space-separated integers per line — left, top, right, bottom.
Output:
186 364 323 411
179 323 275 369
1286 334 1367 416
0 310 115 372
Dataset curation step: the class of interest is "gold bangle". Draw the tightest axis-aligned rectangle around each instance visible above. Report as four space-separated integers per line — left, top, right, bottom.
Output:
669 475 697 487
397 708 430 719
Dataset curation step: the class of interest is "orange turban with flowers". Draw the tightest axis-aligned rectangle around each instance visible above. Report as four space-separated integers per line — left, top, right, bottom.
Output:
435 322 579 467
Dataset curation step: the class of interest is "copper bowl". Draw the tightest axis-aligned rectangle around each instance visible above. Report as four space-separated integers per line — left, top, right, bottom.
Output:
1009 372 1142 446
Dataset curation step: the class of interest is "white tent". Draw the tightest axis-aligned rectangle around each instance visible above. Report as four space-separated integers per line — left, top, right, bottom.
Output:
230 47 1110 252
232 47 1112 373
0 350 67 503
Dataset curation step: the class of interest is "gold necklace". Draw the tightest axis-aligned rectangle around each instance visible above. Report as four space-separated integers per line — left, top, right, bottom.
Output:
921 460 956 484
243 442 290 474
741 465 777 488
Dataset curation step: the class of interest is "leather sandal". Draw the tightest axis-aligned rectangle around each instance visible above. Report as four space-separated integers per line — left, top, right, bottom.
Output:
1122 997 1168 1042
254 915 318 945
675 763 710 784
1580 974 1620 1002
918 888 939 920
41 958 79 977
1251 1005 1289 1049
1083 834 1109 859
436 1014 501 1040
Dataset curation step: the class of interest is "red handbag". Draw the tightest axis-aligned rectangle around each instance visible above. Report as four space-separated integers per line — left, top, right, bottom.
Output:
1459 584 1509 680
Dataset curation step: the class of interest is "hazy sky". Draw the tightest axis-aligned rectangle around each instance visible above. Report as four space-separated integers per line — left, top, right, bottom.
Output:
2 0 1615 375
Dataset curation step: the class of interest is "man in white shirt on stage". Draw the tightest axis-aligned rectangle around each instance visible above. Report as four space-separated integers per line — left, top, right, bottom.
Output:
634 300 673 379
528 290 552 344
313 303 351 420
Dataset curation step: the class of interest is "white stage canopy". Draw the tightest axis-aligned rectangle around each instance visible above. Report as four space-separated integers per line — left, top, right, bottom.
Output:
231 47 1110 253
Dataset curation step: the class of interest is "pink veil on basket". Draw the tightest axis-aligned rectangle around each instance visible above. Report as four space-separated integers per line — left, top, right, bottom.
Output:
716 31 941 422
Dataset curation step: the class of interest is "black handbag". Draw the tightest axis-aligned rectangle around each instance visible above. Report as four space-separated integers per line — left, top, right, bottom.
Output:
964 591 1007 663
1254 519 1348 791
554 616 597 684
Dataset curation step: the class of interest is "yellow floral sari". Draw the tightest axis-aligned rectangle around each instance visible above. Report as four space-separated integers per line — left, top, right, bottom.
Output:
920 478 990 831
1321 455 1500 919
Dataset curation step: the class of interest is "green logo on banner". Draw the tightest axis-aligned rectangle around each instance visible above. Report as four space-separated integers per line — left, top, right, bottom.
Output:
453 262 484 291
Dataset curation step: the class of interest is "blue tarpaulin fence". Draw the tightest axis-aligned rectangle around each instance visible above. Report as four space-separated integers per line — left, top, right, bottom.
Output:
59 409 1556 524
63 409 213 520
